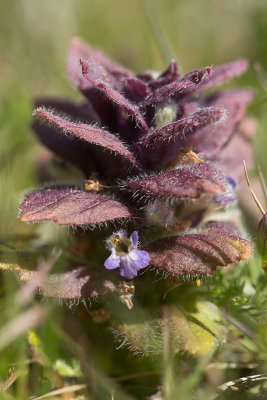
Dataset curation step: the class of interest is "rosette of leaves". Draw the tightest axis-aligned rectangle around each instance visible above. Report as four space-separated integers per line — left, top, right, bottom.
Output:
7 37 253 295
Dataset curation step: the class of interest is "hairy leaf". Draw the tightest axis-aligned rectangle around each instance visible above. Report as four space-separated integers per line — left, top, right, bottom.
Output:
67 38 148 137
34 98 99 123
134 107 225 168
20 188 132 226
141 67 212 106
187 90 254 157
147 221 251 275
35 108 140 170
121 76 149 102
115 301 225 356
121 163 227 201
0 264 116 299
196 59 248 91
80 59 148 132
66 37 133 92
33 111 97 178
148 59 179 90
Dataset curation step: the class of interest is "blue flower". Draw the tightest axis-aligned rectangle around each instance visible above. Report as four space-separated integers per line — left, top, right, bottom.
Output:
104 231 150 280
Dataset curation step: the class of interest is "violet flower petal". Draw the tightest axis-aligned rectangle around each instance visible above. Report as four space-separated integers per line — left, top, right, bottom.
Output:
120 257 138 280
104 251 121 270
130 231 138 248
119 250 150 279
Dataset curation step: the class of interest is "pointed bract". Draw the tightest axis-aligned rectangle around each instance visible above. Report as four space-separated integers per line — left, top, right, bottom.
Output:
67 37 133 91
80 59 149 132
35 108 140 171
148 59 179 90
196 59 249 91
134 107 225 168
121 77 149 102
141 67 212 106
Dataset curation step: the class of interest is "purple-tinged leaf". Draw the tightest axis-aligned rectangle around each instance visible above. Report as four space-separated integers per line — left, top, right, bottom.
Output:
134 107 225 169
211 133 253 182
120 163 227 201
122 77 149 102
1 265 116 299
67 38 146 137
257 213 267 269
148 59 179 90
141 67 212 106
196 59 248 91
33 115 97 178
32 98 106 177
66 37 133 92
140 108 224 146
147 221 252 275
20 188 132 226
179 101 199 117
34 98 99 123
80 59 148 132
187 90 254 157
35 108 140 171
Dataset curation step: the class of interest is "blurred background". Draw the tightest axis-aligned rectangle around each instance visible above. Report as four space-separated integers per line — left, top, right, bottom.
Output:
0 0 267 398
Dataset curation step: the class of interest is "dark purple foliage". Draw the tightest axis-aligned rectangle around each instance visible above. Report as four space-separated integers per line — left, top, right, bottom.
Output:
147 221 251 275
19 38 254 293
20 188 132 226
120 163 228 200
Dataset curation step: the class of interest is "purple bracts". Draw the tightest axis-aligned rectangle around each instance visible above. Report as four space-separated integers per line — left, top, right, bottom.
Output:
18 38 254 284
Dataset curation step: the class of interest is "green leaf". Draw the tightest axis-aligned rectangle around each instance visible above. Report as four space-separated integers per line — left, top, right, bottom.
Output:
114 301 225 357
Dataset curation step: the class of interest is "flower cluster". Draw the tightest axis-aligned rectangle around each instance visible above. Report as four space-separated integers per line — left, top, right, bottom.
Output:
19 38 254 287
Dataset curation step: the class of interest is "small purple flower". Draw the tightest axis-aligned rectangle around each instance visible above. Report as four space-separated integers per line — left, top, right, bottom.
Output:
104 231 150 279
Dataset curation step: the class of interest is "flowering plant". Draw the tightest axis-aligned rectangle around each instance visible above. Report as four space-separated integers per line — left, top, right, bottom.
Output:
0 36 257 361
18 38 253 290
